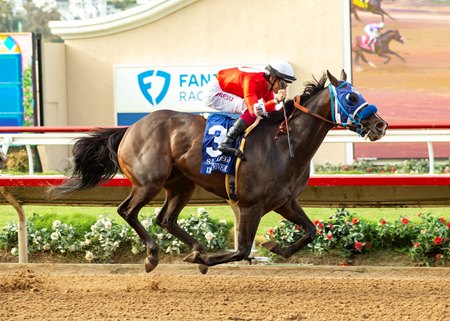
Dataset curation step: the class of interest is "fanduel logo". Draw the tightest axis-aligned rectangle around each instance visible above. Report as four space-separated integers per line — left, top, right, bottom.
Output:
137 70 171 106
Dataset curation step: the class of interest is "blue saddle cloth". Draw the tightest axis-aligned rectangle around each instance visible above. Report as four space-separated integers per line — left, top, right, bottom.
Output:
200 113 241 175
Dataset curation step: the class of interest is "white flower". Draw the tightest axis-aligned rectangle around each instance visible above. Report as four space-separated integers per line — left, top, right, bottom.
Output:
11 247 18 256
85 251 94 262
142 219 151 229
165 246 172 253
197 207 206 215
104 220 112 229
52 220 61 229
179 218 186 224
84 239 91 246
68 245 76 252
156 233 164 240
154 208 161 215
219 220 227 225
43 243 51 251
113 241 120 248
131 247 140 255
204 232 215 241
50 232 59 240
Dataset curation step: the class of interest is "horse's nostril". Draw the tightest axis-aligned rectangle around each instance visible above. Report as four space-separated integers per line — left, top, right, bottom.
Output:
376 122 386 130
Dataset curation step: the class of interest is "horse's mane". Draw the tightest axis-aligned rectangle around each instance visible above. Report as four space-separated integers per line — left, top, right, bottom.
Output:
300 73 328 105
266 73 327 124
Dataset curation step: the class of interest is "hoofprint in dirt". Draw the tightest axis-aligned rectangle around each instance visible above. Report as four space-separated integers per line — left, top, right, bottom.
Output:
1 264 449 321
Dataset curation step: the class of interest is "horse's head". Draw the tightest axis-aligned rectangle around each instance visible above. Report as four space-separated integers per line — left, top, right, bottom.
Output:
392 30 405 44
382 29 405 44
327 70 388 141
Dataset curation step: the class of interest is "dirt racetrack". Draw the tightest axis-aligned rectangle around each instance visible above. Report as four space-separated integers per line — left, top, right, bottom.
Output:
1 263 449 321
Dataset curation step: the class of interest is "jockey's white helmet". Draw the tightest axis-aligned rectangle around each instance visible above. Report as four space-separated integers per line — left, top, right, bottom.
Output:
378 22 385 28
265 59 297 83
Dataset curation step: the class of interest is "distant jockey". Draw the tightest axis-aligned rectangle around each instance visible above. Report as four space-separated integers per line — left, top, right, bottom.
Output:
364 21 384 49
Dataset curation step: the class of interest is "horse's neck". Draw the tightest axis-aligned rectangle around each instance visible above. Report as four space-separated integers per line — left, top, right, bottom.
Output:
290 94 333 159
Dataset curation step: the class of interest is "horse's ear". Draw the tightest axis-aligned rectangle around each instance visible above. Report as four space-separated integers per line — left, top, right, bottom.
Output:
326 70 340 87
340 69 347 81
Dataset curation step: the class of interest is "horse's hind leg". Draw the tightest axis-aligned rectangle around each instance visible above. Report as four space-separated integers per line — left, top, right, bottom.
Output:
118 185 163 273
184 205 262 267
156 175 209 273
261 199 316 258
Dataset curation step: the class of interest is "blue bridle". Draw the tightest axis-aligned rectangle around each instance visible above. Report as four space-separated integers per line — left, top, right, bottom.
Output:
329 82 378 136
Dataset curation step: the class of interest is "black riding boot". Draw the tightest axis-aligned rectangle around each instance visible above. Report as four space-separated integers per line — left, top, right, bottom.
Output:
218 118 249 159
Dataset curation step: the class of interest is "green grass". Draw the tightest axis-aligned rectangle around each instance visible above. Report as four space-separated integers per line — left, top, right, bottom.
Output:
1 205 449 236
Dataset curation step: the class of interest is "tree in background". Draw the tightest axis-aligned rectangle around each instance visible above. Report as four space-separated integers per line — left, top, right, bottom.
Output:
0 0 61 42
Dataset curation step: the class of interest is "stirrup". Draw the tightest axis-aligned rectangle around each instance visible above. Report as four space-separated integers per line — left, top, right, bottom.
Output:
219 146 245 160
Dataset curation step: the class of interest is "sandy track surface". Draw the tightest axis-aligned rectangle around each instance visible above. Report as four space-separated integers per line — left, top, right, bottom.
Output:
1 264 449 321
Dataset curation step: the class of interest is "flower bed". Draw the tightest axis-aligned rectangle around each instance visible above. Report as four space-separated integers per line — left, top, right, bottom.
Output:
265 209 450 266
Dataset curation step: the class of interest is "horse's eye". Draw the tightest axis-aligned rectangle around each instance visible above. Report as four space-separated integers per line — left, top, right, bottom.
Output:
345 93 359 105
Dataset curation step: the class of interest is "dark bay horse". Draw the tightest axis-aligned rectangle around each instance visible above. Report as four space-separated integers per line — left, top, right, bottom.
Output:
353 29 405 67
51 70 388 273
351 0 395 22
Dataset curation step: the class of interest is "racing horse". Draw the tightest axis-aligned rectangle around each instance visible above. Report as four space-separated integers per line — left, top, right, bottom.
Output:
353 29 405 68
351 0 395 22
50 70 388 274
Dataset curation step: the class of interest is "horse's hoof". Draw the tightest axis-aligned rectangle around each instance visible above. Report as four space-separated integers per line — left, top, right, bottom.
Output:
183 251 200 264
261 240 278 251
197 264 209 274
144 256 158 273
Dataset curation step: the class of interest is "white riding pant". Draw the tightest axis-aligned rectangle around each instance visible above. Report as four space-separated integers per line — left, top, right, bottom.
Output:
203 78 247 114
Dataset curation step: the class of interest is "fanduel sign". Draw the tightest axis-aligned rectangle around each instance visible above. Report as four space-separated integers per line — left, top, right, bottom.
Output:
114 65 230 125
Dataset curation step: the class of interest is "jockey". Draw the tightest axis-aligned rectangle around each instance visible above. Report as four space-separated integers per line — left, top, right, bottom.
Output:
364 21 384 48
203 59 297 158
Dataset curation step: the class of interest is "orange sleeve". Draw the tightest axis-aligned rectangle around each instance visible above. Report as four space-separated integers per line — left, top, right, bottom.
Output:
242 78 260 116
243 78 276 115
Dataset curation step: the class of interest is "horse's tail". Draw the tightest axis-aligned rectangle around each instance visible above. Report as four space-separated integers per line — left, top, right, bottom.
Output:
50 127 128 196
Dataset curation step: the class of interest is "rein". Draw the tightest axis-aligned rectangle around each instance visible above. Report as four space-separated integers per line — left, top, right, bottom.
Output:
292 94 359 131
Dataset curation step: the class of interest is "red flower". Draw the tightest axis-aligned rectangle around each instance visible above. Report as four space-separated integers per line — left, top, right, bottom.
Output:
381 170 385 174
390 167 396 173
317 229 323 235
354 241 363 252
352 218 359 224
366 167 371 172
318 222 324 228
295 225 302 230
326 233 333 240
417 212 422 217
339 262 349 266
401 217 409 225
413 242 420 248
439 217 446 224
313 219 319 226
268 228 274 237
447 222 450 229
380 219 387 225
434 237 443 245
341 165 348 171
436 254 442 260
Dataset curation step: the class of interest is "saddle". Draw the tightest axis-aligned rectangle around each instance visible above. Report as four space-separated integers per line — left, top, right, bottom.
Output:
360 35 377 53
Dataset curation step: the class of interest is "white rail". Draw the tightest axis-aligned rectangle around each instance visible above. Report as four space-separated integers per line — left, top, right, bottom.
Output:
1 129 450 174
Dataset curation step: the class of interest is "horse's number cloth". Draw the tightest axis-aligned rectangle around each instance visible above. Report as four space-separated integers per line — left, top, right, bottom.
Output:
353 0 369 9
200 113 240 175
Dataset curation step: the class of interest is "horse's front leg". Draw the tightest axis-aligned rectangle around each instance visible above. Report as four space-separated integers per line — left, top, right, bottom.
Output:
388 49 406 62
261 198 316 258
184 205 263 267
378 52 392 64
